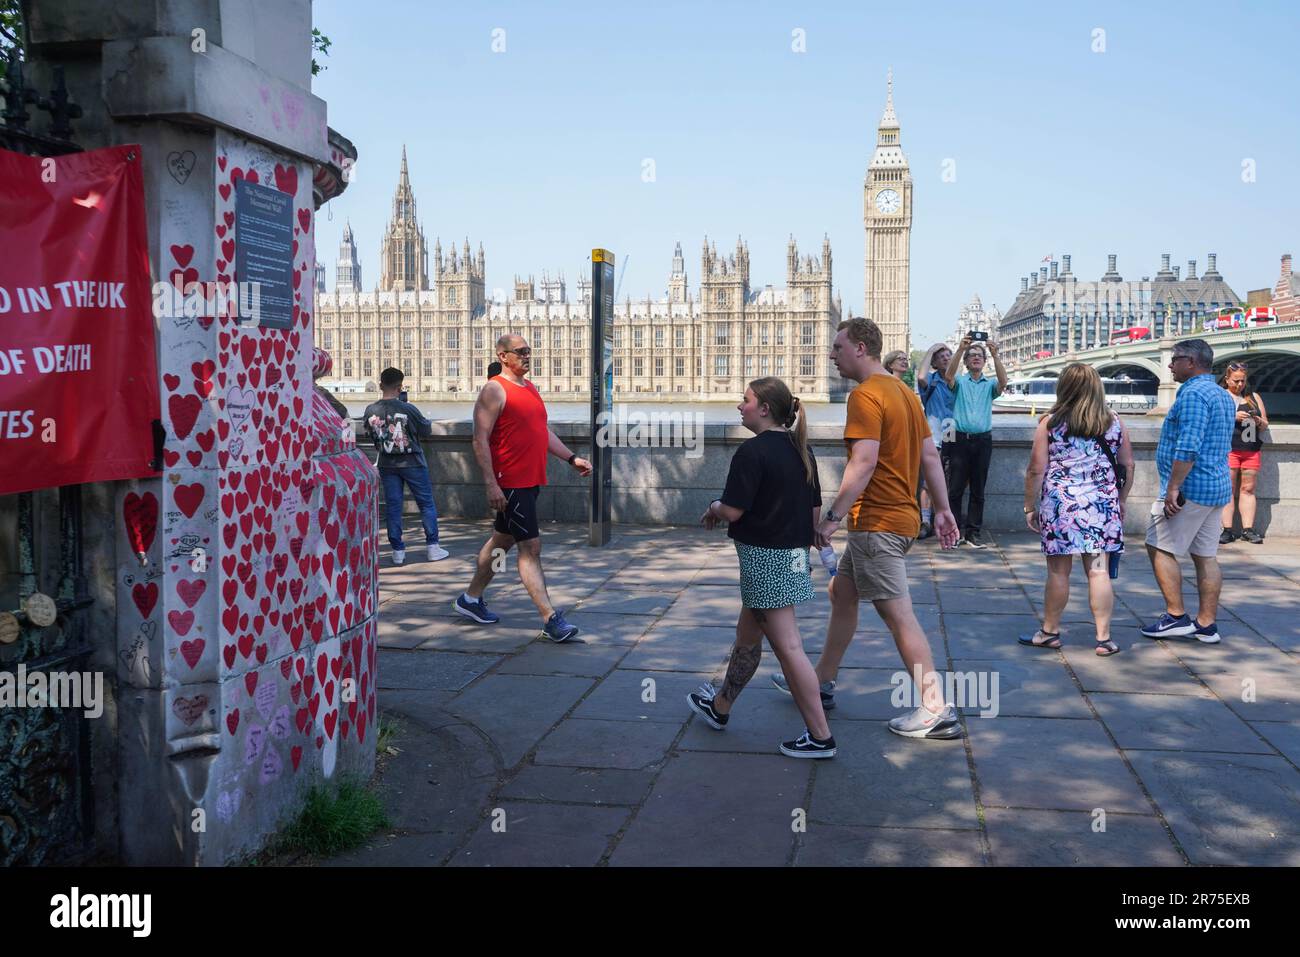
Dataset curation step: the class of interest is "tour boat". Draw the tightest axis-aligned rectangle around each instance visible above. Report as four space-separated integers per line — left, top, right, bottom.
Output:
993 376 1158 414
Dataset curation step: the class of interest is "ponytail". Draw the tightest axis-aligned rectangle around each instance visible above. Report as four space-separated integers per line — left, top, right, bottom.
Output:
749 376 814 485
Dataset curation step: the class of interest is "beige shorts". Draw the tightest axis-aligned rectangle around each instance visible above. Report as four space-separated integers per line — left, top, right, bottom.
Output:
837 530 914 602
1144 499 1221 558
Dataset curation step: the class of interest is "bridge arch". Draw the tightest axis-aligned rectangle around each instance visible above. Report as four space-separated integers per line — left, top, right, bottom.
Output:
1211 349 1300 396
1093 357 1164 381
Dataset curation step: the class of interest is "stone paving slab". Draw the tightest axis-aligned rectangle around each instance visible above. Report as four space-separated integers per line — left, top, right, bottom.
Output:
449 803 630 867
609 753 809 867
494 639 630 677
939 586 1033 616
983 808 1184 866
795 825 986 866
966 716 1152 813
572 669 716 723
1126 751 1300 866
377 649 501 691
498 764 657 806
578 589 676 616
618 627 733 673
1200 667 1300 722
951 656 1093 719
561 612 660 644
448 673 596 768
534 718 681 770
807 721 979 829
1249 721 1300 765
942 613 1049 660
1091 691 1275 754
1061 638 1210 696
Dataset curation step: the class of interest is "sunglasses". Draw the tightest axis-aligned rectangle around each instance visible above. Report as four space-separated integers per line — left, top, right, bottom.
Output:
1228 362 1247 371
505 348 531 357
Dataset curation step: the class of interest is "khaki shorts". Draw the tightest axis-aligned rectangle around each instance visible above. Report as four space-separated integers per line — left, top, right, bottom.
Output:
1144 499 1221 558
837 530 914 602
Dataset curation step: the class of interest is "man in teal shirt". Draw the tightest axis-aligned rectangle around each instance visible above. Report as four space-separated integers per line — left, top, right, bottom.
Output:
943 337 1008 547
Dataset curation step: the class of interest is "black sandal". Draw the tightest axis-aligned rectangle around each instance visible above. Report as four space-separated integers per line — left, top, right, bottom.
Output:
1095 639 1121 657
1018 629 1061 649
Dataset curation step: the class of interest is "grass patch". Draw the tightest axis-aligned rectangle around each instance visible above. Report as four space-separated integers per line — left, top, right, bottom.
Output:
269 778 390 858
376 713 401 754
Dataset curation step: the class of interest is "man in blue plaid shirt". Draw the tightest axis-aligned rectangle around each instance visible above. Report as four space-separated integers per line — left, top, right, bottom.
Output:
1142 339 1236 644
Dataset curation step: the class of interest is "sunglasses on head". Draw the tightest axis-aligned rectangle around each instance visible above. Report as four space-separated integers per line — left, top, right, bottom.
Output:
1228 362 1247 371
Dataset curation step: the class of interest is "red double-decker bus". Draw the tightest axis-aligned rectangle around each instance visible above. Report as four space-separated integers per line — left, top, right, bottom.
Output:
1109 326 1151 345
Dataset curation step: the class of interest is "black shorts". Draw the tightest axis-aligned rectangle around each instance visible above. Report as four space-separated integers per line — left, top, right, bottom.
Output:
493 486 541 542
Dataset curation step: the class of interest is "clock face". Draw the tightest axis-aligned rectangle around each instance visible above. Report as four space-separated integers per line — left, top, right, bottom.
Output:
875 188 901 214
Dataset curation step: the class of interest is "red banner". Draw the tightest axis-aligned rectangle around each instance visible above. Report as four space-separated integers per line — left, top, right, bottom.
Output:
0 144 159 495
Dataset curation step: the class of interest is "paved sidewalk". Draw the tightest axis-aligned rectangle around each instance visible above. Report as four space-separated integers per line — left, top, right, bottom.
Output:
326 520 1300 867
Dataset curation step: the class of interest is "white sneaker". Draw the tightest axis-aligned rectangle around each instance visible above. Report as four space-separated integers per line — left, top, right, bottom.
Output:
427 544 449 562
392 549 406 566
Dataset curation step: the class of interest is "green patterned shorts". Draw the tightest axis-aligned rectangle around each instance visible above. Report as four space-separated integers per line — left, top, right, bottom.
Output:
734 541 815 609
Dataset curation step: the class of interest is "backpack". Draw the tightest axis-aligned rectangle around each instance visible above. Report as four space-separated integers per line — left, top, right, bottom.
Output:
365 406 419 455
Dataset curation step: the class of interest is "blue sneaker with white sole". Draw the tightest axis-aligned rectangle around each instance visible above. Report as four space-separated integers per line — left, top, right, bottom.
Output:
454 593 499 624
541 610 579 643
1193 619 1221 644
1140 612 1195 639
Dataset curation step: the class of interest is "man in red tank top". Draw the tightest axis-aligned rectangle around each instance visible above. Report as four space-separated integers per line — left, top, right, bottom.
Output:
454 334 593 642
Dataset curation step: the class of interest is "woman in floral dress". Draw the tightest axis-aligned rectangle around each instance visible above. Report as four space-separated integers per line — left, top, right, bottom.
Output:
1021 364 1135 656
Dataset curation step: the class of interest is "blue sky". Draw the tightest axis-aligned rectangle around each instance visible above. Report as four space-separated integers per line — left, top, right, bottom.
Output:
312 0 1299 345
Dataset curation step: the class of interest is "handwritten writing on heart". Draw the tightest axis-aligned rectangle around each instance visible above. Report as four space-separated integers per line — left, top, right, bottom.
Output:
166 151 196 185
172 694 209 726
226 386 256 432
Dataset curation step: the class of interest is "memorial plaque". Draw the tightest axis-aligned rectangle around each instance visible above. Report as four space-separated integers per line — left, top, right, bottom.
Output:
234 178 295 329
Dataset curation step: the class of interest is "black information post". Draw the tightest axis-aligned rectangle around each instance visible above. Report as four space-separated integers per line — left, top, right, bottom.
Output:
589 248 615 545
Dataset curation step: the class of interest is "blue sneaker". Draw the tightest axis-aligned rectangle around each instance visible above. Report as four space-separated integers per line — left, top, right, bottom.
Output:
1140 612 1195 639
541 610 579 643
454 593 499 624
1193 619 1221 644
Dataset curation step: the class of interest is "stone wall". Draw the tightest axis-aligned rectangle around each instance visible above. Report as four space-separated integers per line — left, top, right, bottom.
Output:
377 419 1300 536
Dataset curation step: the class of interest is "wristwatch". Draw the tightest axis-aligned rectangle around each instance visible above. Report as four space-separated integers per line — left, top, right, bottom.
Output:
1022 506 1035 514
824 508 842 524
567 453 578 465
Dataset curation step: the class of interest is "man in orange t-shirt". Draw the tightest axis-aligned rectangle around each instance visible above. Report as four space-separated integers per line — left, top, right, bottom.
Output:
807 318 963 740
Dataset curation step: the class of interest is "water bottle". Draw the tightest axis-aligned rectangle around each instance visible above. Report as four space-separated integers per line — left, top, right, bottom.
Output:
818 546 838 577
1108 550 1121 580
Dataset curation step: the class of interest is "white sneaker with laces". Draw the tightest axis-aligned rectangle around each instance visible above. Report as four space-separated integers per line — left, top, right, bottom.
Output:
392 549 406 566
427 544 449 562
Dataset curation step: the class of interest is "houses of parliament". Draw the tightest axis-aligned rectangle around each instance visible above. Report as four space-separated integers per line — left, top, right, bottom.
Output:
315 81 911 401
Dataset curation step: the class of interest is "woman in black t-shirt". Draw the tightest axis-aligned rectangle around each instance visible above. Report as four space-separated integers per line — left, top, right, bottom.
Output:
687 377 836 759
1219 363 1268 544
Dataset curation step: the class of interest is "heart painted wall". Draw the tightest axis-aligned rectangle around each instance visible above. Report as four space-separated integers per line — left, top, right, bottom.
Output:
116 127 377 863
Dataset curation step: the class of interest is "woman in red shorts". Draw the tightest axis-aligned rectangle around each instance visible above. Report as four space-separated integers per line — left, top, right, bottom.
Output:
1220 362 1269 544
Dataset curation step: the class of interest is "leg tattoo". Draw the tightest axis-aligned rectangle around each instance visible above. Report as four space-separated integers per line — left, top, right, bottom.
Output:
718 642 762 706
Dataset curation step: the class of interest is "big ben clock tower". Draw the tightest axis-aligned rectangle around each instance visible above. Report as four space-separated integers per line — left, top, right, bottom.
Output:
864 70 912 355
